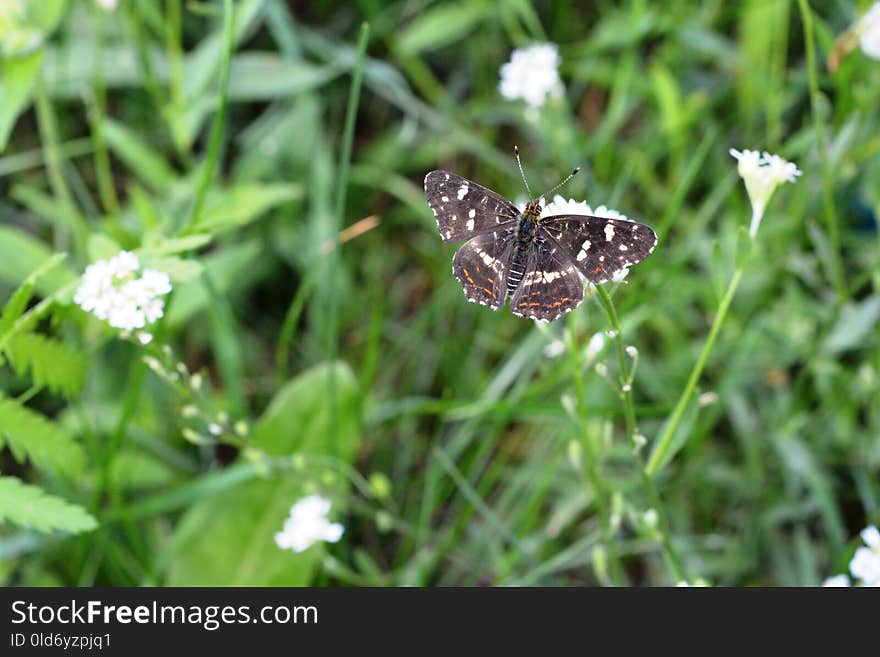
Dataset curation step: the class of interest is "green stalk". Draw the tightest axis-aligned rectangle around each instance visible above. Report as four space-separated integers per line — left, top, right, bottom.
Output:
90 8 120 216
645 267 744 476
796 0 846 299
565 327 626 585
324 23 370 456
181 0 234 233
34 80 89 260
594 285 685 582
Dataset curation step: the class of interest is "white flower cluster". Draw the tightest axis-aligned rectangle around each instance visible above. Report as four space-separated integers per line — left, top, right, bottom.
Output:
858 2 880 59
822 525 880 587
543 195 634 282
729 149 801 237
74 251 172 331
274 495 344 553
499 43 564 109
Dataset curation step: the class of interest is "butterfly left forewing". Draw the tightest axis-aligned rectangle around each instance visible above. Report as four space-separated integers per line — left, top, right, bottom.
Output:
424 170 520 242
540 215 658 284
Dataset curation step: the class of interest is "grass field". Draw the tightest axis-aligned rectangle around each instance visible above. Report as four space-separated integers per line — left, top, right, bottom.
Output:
0 0 878 587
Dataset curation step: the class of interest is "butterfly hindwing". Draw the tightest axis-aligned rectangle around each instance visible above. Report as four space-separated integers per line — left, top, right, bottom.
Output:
425 170 520 243
509 237 584 322
540 215 658 284
452 230 517 309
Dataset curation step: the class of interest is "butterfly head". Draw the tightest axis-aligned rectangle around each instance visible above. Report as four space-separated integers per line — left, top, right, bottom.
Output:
523 198 543 222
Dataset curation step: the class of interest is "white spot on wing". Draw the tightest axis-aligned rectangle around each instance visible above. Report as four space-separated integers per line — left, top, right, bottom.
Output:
604 224 615 241
478 250 496 266
619 244 628 251
468 209 476 218
457 185 469 200
466 218 475 231
441 195 449 202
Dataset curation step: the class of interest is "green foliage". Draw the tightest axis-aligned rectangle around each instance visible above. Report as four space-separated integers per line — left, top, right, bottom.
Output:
168 362 360 585
0 0 877 588
0 475 96 534
0 394 86 475
4 332 88 398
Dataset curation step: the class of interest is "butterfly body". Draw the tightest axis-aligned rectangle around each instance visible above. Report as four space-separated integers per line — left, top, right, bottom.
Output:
424 169 657 322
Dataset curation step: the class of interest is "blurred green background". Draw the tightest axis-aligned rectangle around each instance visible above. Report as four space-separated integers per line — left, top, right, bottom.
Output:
0 0 878 586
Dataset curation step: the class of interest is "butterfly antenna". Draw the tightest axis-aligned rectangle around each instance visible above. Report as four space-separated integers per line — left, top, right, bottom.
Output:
539 166 582 201
514 145 533 198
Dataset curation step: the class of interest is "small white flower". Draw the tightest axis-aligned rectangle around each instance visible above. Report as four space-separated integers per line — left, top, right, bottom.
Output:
585 332 605 360
543 340 566 358
274 494 344 553
858 2 880 59
74 251 172 334
849 525 880 586
822 574 851 587
141 269 173 296
499 43 564 109
729 148 801 238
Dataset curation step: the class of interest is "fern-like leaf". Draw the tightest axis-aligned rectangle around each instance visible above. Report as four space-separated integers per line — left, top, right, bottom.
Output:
0 280 34 338
4 332 88 398
0 394 86 475
0 475 97 533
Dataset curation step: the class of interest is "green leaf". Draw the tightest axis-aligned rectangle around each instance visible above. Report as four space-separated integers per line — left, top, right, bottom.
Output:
189 183 302 234
0 283 34 341
137 255 203 283
111 450 178 491
168 361 360 586
0 227 76 296
397 2 491 55
0 51 44 151
0 475 96 534
252 361 360 457
4 332 88 398
165 240 262 326
227 54 339 100
87 233 123 262
822 296 880 355
0 394 86 475
100 118 178 193
140 234 213 255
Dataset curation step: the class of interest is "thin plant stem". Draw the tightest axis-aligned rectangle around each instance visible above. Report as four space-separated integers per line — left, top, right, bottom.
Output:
797 0 847 299
594 285 686 582
34 80 89 259
89 9 120 216
324 22 370 456
646 267 745 476
180 0 234 233
565 329 626 586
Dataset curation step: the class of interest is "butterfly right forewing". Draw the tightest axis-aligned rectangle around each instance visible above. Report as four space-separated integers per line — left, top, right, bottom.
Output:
540 215 658 284
424 170 520 243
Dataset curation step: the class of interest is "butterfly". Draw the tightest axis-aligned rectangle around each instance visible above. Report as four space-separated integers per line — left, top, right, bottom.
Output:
424 152 658 322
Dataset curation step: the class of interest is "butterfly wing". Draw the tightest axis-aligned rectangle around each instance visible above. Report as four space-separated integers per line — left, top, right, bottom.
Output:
425 170 520 243
540 215 658 284
452 229 517 310
509 237 584 322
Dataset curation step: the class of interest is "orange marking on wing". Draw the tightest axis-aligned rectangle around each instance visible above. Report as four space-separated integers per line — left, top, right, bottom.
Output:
462 267 475 285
